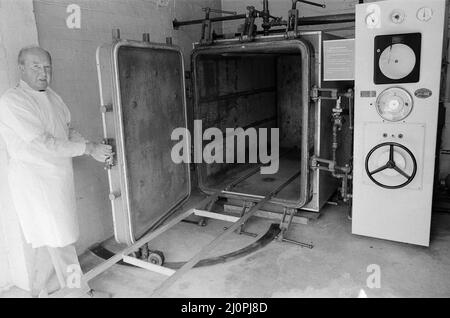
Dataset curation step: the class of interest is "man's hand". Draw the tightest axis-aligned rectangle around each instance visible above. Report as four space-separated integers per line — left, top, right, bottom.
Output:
85 142 113 163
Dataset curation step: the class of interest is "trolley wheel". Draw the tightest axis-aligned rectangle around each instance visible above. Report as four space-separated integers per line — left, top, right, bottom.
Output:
147 250 165 266
198 218 207 227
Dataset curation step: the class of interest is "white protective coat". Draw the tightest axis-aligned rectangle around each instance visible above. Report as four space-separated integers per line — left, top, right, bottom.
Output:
0 80 87 248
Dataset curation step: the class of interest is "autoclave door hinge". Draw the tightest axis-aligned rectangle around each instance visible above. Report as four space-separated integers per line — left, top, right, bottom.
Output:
102 138 116 170
185 71 193 99
184 71 195 171
310 86 339 102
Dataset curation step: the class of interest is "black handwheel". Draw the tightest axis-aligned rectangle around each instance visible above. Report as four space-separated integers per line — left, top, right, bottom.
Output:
365 142 417 189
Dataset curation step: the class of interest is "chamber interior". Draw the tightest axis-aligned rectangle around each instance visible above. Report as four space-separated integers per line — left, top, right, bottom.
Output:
194 48 313 205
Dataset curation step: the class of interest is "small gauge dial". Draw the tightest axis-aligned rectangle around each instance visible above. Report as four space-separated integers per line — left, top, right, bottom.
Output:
417 7 433 22
365 4 381 28
391 10 406 24
376 87 414 122
366 12 380 27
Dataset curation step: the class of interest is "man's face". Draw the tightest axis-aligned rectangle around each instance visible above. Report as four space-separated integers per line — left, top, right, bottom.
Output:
19 50 52 91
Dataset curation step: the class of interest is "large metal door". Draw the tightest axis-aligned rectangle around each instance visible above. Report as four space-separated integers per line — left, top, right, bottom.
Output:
96 40 191 245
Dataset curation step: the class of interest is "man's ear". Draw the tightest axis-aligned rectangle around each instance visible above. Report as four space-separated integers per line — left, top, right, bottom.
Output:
18 64 24 74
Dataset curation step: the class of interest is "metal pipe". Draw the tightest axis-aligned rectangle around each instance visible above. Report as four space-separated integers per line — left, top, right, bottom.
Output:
295 0 326 9
204 8 237 15
332 120 338 164
262 0 271 35
173 12 354 30
263 0 269 13
173 14 247 28
298 13 355 25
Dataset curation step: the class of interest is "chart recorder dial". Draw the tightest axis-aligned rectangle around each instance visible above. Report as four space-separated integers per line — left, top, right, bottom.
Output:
379 44 416 80
374 33 422 85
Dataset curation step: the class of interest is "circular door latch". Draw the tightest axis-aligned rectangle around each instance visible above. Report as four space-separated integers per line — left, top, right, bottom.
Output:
365 142 417 189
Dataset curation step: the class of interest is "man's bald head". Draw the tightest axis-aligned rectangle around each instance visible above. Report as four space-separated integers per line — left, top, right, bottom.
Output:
18 46 52 66
18 46 52 91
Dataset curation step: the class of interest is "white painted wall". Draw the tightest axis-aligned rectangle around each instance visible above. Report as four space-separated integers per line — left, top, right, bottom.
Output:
0 0 39 292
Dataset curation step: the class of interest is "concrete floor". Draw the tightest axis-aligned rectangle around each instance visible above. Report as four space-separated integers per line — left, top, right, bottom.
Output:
2 203 450 298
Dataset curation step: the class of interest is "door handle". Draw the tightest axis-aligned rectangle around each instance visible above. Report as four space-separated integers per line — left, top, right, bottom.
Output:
102 138 116 170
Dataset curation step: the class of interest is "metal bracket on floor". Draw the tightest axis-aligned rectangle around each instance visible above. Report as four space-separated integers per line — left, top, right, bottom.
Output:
277 207 313 249
182 196 219 227
238 202 258 237
224 201 258 238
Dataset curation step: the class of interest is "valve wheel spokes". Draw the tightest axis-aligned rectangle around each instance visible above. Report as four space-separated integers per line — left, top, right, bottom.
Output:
369 164 389 176
389 144 395 162
393 166 411 180
365 142 417 190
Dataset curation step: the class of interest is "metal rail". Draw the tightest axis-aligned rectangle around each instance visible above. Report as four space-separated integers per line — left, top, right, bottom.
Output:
151 170 302 297
199 86 276 104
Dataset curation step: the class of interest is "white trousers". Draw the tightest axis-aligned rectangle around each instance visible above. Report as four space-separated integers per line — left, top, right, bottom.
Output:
31 245 89 297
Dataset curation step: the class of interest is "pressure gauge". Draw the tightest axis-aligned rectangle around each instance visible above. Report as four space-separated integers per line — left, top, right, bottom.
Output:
366 12 380 27
391 10 406 24
379 44 417 80
417 7 433 22
376 87 413 122
365 4 381 28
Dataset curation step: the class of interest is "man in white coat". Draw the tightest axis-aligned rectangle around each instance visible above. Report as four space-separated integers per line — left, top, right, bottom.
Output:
0 46 113 297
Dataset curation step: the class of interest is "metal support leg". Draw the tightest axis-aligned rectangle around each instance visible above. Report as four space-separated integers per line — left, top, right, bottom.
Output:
277 208 313 249
237 202 258 237
224 202 258 238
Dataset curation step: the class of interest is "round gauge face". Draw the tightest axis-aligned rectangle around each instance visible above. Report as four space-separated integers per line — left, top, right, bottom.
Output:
391 10 406 24
376 87 414 122
379 44 416 80
417 7 433 22
366 13 380 27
